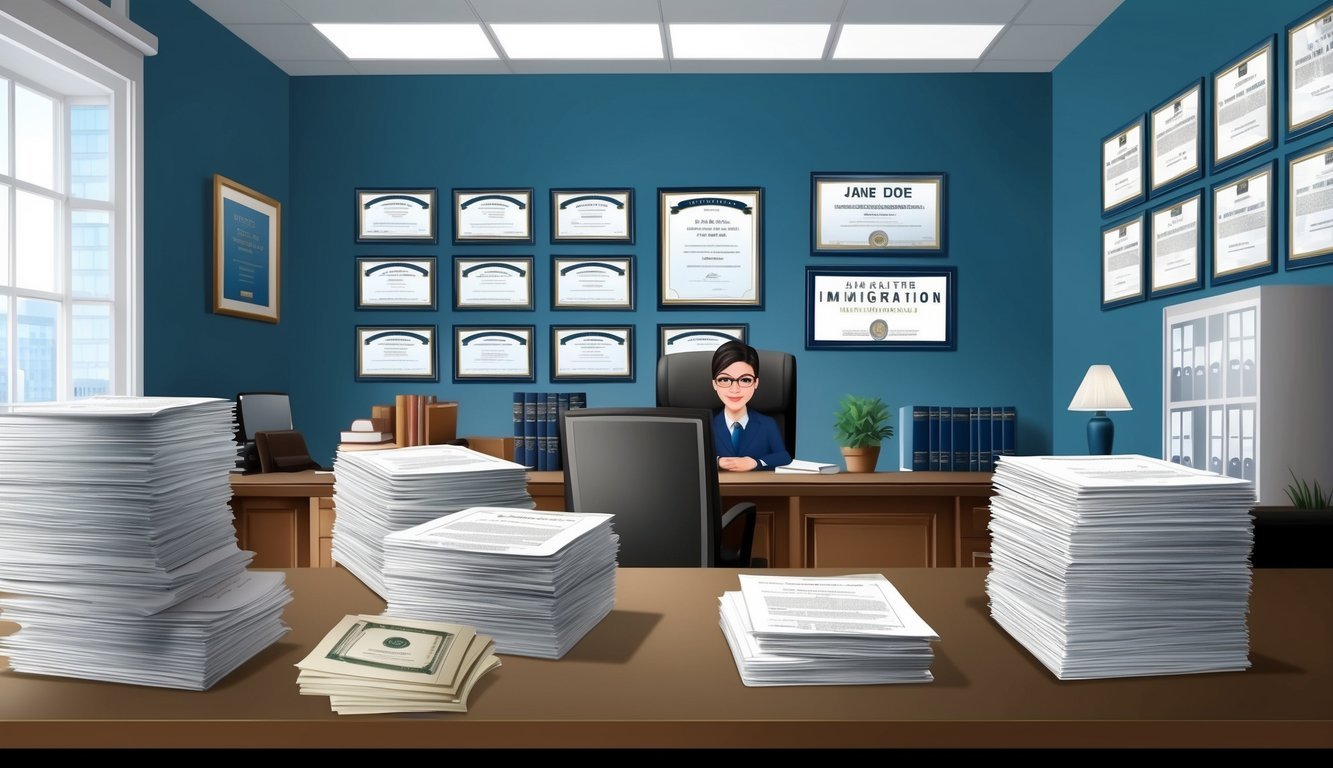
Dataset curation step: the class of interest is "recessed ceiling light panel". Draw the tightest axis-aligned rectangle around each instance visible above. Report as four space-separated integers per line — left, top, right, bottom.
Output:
669 24 830 59
313 23 498 60
491 24 664 59
833 24 1004 60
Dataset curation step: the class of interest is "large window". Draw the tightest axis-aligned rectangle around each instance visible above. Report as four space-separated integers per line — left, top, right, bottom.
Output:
1 1 149 403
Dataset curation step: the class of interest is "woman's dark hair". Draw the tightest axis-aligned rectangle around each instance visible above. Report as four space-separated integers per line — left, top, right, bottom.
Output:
711 340 760 378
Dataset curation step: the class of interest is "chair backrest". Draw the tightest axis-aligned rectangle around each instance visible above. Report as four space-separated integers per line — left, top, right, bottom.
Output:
656 348 797 454
561 407 724 567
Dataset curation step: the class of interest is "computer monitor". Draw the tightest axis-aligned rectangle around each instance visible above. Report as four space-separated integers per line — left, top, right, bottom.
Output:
235 392 293 442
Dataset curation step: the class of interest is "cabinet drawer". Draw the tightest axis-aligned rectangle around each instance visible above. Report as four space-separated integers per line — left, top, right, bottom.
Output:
959 504 991 538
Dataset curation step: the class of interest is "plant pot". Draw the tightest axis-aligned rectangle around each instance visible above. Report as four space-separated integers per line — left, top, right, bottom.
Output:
840 445 880 473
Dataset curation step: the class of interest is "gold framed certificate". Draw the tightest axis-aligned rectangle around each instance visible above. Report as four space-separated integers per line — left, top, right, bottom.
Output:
1213 36 1275 172
811 172 945 253
1212 161 1276 284
658 187 762 308
355 187 437 244
1287 4 1333 138
453 188 533 244
1102 117 1145 216
355 325 438 382
550 188 634 243
452 257 534 310
552 256 634 310
213 174 281 323
1101 214 1146 310
1149 80 1203 197
453 325 535 382
551 325 634 382
1287 139 1333 269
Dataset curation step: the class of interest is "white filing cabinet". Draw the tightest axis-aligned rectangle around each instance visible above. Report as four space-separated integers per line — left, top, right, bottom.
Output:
1162 284 1333 505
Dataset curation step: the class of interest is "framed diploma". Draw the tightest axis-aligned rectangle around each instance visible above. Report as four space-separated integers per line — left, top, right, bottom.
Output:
804 266 957 350
551 325 634 382
552 256 634 310
1211 161 1276 285
1148 192 1204 298
1102 116 1146 217
1287 139 1333 269
810 172 945 253
1101 214 1146 310
452 325 536 382
452 257 534 310
213 174 280 323
550 188 634 243
355 188 437 244
658 187 763 309
1212 37 1276 173
658 324 748 358
1149 80 1204 197
453 188 534 244
355 325 438 382
355 257 436 310
1288 4 1333 138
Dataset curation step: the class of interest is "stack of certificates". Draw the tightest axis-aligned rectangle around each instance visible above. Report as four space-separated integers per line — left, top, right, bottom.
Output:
718 573 940 686
296 613 500 715
332 444 534 598
0 397 291 690
986 454 1256 680
382 507 618 659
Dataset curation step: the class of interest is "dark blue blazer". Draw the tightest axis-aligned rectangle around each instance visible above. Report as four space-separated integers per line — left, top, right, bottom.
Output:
712 409 791 470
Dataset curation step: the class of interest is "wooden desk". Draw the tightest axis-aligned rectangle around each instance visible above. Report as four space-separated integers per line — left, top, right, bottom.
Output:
2 567 1329 749
229 471 995 570
529 470 995 568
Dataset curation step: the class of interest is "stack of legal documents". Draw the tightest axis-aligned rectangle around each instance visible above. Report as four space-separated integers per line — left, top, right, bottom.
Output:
332 445 534 598
986 454 1256 680
382 507 618 659
719 573 939 686
296 613 500 715
0 396 291 689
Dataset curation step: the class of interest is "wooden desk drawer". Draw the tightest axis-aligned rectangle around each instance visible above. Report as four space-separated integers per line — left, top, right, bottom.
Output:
959 503 991 538
319 499 335 538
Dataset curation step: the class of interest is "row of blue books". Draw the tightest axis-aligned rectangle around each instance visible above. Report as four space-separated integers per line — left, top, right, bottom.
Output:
897 405 1016 472
512 392 587 471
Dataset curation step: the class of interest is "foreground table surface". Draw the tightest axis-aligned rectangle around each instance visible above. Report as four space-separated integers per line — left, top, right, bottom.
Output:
1 567 1330 749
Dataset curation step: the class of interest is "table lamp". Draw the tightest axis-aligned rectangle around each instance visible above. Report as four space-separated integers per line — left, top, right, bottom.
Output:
1068 364 1132 455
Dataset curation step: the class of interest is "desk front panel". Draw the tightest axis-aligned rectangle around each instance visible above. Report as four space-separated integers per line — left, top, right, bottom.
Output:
1 567 1330 749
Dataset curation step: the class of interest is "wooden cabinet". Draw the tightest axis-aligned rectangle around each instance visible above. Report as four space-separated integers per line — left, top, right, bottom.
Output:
229 472 335 569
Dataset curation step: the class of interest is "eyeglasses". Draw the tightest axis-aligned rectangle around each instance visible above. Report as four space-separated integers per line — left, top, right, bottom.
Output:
714 375 757 389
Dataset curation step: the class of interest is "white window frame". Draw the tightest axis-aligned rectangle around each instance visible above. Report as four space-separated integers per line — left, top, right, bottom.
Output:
0 0 155 401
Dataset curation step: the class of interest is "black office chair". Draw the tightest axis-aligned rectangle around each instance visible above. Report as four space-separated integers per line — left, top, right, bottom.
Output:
560 407 757 567
656 348 797 455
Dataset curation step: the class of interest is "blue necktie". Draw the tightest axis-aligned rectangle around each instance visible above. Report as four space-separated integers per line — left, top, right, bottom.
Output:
731 422 743 452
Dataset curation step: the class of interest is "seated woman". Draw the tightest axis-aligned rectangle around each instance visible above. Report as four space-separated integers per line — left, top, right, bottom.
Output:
710 341 791 472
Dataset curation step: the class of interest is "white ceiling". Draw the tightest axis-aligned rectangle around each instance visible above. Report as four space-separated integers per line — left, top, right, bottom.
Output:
189 0 1123 77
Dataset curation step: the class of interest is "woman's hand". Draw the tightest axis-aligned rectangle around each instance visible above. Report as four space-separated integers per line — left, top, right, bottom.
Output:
718 456 759 472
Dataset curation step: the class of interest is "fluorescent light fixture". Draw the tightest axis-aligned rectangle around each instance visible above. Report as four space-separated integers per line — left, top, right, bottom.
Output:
313 23 497 60
833 24 1003 59
669 24 830 59
490 24 663 59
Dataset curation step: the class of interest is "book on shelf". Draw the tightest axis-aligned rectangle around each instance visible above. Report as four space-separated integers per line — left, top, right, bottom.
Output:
336 440 395 452
510 391 588 471
775 458 839 474
899 405 1016 471
339 430 394 443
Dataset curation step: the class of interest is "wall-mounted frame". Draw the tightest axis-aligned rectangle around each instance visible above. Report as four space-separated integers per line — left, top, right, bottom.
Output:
810 172 946 253
453 188 534 245
1148 191 1204 299
1212 160 1277 285
355 257 436 310
658 187 763 309
354 187 437 244
1101 213 1146 310
551 325 634 382
1287 3 1333 139
355 325 438 382
1149 79 1204 198
213 174 280 323
1287 139 1333 270
1212 36 1276 173
658 324 748 357
804 266 957 350
452 325 536 383
1102 115 1146 217
552 256 634 310
452 257 534 310
550 188 634 243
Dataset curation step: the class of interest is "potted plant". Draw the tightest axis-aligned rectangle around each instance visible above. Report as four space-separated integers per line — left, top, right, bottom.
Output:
833 394 894 473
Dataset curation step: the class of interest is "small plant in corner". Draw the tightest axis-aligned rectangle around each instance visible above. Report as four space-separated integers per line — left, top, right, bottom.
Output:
1284 469 1332 509
833 394 894 448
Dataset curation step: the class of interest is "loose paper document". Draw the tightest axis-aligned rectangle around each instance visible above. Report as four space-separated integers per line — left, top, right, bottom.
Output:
386 506 615 557
775 459 839 474
739 573 938 639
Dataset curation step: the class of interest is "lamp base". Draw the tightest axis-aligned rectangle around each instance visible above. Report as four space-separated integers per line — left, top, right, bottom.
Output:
1086 412 1114 455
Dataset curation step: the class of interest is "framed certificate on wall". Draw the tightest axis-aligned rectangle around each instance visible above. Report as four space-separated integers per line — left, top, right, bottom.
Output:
810 172 945 253
355 257 436 310
213 174 281 323
1101 213 1146 309
658 187 763 309
1287 4 1333 138
355 188 437 244
1102 116 1146 216
452 325 536 382
1212 36 1276 172
805 266 956 349
1149 80 1203 197
658 324 747 357
1148 192 1203 298
452 257 534 310
552 256 634 310
1288 138 1333 269
1212 161 1276 285
550 188 634 243
551 325 634 382
453 188 534 245
355 325 438 382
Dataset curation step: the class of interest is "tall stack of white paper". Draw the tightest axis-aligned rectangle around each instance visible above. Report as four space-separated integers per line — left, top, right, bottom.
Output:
332 445 534 598
986 454 1256 680
0 396 292 690
381 507 617 659
719 573 939 686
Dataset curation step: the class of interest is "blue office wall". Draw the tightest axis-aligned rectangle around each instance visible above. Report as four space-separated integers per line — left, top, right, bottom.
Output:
1052 0 1333 456
288 74 1054 465
130 0 292 400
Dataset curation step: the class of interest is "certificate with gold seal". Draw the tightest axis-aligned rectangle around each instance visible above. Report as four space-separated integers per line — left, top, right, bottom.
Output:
811 172 945 253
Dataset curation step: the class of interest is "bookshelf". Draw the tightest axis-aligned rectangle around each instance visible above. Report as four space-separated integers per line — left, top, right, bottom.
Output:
1161 285 1333 505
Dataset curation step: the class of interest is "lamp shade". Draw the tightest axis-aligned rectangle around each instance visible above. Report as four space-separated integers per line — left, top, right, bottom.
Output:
1068 364 1132 412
